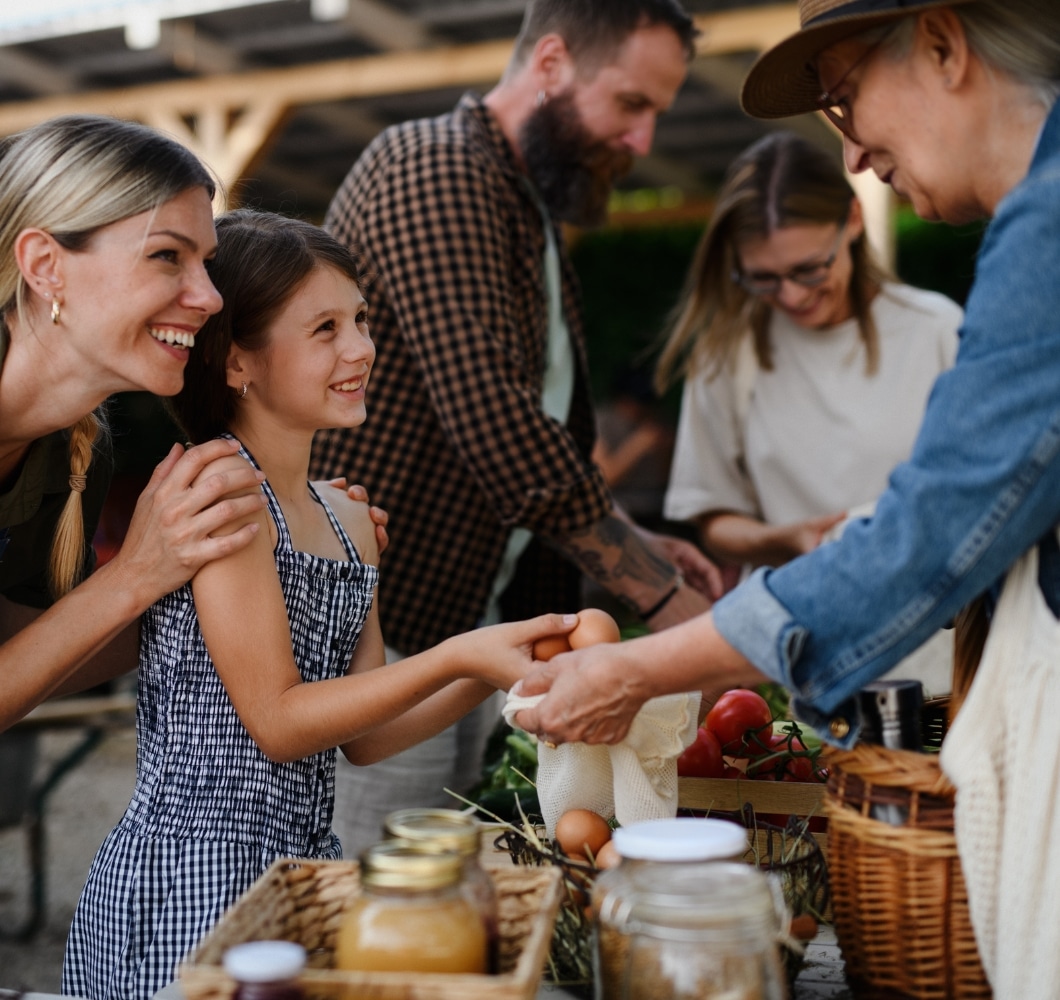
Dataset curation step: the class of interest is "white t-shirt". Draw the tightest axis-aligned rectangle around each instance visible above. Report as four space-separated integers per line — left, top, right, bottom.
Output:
665 283 962 526
664 283 962 697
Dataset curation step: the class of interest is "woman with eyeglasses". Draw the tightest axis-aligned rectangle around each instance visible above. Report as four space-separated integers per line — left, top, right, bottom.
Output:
657 133 959 686
514 2 1059 989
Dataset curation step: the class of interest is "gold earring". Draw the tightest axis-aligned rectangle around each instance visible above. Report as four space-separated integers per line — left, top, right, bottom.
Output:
51 298 61 324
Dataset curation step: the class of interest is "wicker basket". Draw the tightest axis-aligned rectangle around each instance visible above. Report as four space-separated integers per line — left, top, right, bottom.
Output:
179 858 563 1000
824 741 991 999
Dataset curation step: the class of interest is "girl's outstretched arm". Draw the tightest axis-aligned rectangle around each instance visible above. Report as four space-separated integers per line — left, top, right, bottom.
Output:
193 458 577 763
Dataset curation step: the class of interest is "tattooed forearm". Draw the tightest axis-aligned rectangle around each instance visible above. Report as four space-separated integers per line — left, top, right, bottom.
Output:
558 513 675 609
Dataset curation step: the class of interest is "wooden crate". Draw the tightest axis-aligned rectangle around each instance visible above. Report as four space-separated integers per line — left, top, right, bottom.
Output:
678 776 828 857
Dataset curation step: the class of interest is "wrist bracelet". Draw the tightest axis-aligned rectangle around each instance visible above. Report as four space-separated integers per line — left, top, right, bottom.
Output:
641 576 683 619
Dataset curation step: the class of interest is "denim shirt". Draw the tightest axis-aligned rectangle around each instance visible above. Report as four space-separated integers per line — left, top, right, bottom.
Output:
714 98 1060 746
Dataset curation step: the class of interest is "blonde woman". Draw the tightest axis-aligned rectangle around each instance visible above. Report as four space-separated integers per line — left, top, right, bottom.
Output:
1 116 283 728
657 131 962 692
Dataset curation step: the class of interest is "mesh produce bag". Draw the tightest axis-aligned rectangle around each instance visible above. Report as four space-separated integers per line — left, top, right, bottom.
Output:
503 691 700 836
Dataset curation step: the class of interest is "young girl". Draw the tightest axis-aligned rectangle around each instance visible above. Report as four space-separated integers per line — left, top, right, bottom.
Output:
62 209 574 999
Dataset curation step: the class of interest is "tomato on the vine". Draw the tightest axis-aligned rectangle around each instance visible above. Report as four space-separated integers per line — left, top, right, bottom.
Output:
705 689 773 754
677 726 725 779
746 733 815 782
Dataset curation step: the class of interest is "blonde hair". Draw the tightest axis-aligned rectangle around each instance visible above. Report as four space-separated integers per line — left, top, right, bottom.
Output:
0 115 215 597
656 131 890 392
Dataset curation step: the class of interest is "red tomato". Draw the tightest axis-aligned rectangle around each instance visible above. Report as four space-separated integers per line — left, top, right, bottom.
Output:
677 726 725 779
705 689 773 754
746 733 816 782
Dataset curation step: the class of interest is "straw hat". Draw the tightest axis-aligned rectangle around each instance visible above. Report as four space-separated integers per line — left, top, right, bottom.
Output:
740 0 976 119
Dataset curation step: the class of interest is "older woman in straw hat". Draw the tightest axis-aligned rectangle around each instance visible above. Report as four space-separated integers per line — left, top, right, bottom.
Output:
514 1 1060 990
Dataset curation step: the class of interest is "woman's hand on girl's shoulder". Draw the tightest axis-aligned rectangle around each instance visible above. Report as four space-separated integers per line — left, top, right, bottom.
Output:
315 480 380 566
105 440 268 605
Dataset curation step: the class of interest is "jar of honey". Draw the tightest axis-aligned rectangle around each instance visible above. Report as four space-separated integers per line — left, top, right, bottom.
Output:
335 841 487 976
383 808 499 971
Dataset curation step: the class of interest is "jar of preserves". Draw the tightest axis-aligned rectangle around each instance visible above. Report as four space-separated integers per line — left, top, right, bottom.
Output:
383 807 499 971
223 940 306 1000
335 841 487 975
592 818 785 1000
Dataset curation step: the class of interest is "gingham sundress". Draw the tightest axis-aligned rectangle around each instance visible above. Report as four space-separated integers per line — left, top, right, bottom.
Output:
62 439 378 1000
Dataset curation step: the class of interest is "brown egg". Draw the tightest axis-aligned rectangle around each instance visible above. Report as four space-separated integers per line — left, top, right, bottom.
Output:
554 808 613 859
593 839 621 870
532 633 573 661
568 608 621 650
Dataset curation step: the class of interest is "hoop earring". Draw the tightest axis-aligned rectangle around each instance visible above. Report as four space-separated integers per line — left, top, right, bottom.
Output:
536 89 547 108
240 381 248 399
51 298 61 325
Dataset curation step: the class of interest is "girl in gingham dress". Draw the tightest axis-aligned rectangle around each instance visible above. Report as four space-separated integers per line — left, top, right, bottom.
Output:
62 210 575 1000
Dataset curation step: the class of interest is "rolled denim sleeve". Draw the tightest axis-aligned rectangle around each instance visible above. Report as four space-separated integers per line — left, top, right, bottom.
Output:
712 110 1060 744
713 569 859 746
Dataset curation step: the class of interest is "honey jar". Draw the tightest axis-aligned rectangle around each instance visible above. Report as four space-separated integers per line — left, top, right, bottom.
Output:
335 841 487 975
383 807 499 971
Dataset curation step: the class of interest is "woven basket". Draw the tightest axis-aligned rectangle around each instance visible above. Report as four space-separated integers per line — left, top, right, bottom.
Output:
179 858 563 1000
824 741 991 999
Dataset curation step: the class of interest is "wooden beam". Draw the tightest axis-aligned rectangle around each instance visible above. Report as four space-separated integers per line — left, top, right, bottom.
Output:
0 38 514 136
0 6 801 137
694 4 800 56
341 0 436 50
0 4 802 199
0 46 80 96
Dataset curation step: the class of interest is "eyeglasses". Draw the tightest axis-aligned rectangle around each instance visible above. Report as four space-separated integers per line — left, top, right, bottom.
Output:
815 30 893 143
731 223 848 298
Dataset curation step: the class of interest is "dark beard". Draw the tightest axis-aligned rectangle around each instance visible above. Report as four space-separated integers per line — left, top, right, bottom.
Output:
519 90 634 228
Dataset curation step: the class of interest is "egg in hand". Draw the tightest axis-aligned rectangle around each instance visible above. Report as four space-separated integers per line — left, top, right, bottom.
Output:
532 608 620 661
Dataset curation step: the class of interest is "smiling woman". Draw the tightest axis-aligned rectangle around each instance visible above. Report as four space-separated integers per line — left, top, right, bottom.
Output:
0 114 273 732
654 131 961 699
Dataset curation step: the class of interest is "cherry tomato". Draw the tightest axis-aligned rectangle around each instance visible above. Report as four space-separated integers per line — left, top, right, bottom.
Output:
705 689 773 754
677 726 725 779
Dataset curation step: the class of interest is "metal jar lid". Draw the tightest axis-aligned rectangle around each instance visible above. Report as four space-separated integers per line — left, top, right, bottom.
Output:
383 808 481 858
359 840 465 891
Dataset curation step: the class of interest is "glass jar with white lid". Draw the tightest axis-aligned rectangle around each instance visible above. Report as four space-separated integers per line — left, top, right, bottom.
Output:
591 817 786 1000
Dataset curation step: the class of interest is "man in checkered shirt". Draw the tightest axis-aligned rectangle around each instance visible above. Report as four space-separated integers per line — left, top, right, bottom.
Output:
312 0 721 854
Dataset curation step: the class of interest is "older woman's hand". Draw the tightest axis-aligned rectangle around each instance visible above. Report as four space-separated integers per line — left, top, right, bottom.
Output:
512 640 652 746
107 439 268 605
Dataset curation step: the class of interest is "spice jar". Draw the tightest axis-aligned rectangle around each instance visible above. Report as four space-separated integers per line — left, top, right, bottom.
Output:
335 841 487 975
383 807 499 971
592 818 785 1000
223 940 306 1000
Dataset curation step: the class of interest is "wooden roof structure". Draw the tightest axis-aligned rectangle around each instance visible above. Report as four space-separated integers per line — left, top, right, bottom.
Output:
0 0 895 257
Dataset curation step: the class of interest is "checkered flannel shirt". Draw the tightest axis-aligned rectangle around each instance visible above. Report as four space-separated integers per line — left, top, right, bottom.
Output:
311 93 613 654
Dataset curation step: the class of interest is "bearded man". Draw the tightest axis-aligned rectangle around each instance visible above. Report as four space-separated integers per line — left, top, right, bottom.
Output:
312 0 720 855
